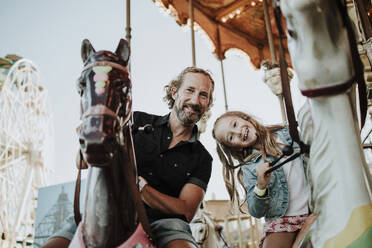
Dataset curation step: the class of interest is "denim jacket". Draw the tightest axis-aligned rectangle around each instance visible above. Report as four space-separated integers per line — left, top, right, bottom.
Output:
242 128 307 222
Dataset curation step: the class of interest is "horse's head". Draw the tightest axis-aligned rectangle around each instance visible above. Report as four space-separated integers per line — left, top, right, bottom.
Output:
191 215 208 246
279 0 354 91
77 39 132 167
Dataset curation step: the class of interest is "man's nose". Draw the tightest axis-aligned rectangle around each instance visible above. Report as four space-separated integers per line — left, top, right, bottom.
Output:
189 93 200 105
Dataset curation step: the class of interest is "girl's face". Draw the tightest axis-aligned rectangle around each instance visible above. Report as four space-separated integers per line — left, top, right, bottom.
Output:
214 115 258 149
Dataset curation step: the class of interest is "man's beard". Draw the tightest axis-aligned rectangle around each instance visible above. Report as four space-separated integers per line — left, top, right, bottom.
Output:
175 103 202 126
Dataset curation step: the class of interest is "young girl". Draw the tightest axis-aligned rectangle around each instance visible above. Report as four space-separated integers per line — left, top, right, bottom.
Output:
212 111 316 248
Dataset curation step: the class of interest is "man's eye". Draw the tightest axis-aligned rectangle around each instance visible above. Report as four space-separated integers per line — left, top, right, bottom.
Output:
229 135 233 141
187 88 193 92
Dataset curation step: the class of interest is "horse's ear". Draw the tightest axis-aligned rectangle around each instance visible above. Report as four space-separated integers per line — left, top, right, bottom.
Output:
81 39 96 63
115 39 130 66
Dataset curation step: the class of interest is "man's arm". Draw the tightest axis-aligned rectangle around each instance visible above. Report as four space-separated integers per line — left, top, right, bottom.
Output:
140 182 204 222
41 237 70 248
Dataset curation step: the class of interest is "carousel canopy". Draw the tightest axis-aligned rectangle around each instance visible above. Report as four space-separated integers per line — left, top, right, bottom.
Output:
152 0 290 69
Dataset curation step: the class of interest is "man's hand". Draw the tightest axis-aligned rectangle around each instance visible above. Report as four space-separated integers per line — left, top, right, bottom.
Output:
256 162 271 190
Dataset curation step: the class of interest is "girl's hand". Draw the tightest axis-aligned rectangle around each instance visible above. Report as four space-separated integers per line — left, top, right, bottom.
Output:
256 162 271 189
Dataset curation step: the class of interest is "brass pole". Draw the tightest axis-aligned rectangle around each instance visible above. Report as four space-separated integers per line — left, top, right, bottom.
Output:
126 0 131 73
189 0 196 66
220 59 229 111
263 0 287 123
262 0 277 63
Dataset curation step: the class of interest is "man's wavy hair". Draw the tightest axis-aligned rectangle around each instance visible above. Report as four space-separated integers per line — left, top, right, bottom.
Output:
212 111 284 213
163 67 215 109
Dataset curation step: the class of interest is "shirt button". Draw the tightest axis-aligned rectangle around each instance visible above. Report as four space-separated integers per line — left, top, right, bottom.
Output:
160 154 163 158
167 136 171 140
174 163 178 167
148 172 153 176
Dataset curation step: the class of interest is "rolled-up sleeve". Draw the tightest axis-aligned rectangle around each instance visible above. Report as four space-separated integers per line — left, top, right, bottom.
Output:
187 152 212 191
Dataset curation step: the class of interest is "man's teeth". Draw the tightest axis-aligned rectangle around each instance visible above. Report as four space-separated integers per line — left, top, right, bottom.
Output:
243 129 248 140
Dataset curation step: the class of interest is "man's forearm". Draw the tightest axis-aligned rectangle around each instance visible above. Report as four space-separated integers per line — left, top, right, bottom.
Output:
141 185 193 221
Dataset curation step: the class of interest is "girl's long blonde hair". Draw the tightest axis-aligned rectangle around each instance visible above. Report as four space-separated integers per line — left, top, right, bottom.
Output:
212 111 284 213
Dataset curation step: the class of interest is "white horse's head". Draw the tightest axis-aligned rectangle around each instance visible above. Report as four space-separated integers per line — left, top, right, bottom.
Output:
279 0 353 91
191 211 209 246
191 209 228 247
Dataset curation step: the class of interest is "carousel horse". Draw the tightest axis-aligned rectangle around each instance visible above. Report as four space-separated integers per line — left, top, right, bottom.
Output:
190 208 230 248
69 39 155 248
278 0 372 247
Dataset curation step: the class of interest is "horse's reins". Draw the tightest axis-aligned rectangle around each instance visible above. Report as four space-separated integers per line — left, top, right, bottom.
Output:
74 60 155 243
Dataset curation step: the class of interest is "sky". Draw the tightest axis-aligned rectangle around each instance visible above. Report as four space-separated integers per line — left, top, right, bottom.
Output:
0 0 306 200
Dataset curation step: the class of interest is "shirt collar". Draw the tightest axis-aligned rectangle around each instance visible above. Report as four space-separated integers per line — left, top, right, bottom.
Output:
154 113 170 126
155 113 198 143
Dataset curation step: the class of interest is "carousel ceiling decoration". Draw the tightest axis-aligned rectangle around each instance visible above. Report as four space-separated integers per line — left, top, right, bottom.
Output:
152 0 290 69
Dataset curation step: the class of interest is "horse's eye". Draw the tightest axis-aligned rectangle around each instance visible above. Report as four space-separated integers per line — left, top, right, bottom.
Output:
287 29 296 39
77 78 86 95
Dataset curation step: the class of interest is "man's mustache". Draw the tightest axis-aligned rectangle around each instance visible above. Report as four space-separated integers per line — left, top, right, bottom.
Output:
183 104 202 113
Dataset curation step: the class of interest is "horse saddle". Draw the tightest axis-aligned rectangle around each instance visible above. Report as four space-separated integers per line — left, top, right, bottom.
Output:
69 222 155 248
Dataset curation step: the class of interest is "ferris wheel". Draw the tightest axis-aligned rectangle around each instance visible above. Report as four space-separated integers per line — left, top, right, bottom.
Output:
0 56 53 247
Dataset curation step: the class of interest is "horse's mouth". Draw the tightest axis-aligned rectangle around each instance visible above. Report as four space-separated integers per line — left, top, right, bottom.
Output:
83 152 113 167
78 128 120 167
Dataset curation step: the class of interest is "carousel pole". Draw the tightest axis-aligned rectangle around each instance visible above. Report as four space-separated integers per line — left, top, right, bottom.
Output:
189 0 196 66
126 0 131 74
216 25 229 112
220 59 229 111
262 0 287 124
188 0 205 139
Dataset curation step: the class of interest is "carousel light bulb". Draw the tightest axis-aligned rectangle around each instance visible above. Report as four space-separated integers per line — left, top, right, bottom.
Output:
251 1 256 6
222 17 227 22
229 13 234 19
236 9 241 15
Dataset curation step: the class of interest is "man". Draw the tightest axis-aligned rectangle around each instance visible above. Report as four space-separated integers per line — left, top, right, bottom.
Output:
42 66 215 248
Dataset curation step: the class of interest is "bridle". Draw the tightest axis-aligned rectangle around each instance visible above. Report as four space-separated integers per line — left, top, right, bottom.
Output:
79 61 133 135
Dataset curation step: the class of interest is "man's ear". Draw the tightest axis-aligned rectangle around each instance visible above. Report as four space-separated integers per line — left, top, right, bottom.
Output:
170 87 177 100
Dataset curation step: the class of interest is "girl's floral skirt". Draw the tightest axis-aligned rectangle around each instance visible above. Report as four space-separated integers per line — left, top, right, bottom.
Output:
259 214 308 248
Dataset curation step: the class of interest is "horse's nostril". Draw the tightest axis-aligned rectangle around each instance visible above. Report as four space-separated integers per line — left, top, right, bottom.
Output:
79 138 86 149
91 117 100 127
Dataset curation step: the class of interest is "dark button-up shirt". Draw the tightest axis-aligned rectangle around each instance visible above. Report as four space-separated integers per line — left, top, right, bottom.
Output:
133 111 213 222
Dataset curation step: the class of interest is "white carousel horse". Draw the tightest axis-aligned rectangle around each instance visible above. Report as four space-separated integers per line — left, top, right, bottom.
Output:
279 0 372 247
190 209 230 248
